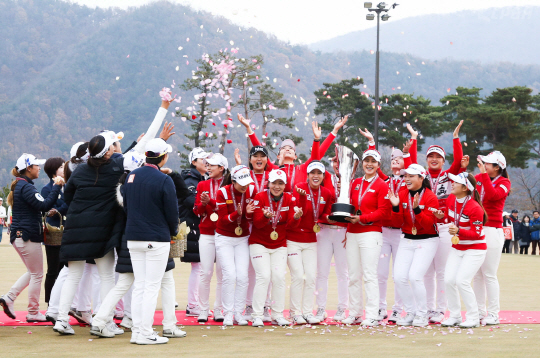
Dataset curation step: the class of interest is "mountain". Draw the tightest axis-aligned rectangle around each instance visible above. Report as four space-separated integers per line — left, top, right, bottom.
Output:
309 6 540 65
1 0 540 188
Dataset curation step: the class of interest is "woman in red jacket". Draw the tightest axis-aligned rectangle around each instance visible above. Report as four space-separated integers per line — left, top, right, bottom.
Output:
341 149 391 327
388 164 439 327
215 165 256 326
432 172 487 328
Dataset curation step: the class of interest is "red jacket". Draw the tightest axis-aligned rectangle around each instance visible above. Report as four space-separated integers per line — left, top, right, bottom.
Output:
215 184 256 237
290 182 335 243
444 194 486 250
391 188 439 237
475 173 511 228
247 190 302 249
369 138 417 182
347 176 391 234
250 171 269 194
193 178 223 235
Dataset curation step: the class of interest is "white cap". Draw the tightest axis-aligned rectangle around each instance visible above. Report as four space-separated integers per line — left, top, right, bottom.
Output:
391 149 404 160
206 153 228 169
70 142 85 158
448 172 474 191
123 150 145 172
426 145 446 159
93 131 124 158
479 151 506 169
400 164 428 178
280 139 296 151
145 138 172 158
268 169 287 184
16 154 46 172
189 147 209 163
231 165 254 186
362 149 381 162
307 161 326 174
503 211 510 216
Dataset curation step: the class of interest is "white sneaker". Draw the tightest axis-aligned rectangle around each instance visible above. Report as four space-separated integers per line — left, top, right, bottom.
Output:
304 313 321 325
223 312 234 326
130 332 139 344
53 320 75 335
481 313 499 325
441 316 462 327
45 312 58 324
262 306 272 322
234 312 248 326
397 313 415 326
459 319 480 328
361 318 379 327
252 317 264 327
213 309 224 322
163 326 187 338
186 305 201 317
341 315 362 325
292 315 307 325
388 310 400 324
412 315 429 327
69 309 92 325
114 310 124 320
136 331 169 345
90 324 115 338
107 321 124 335
429 311 445 323
315 308 327 322
243 305 254 320
272 317 290 326
198 310 209 323
0 295 16 319
333 308 346 322
120 316 133 330
377 309 388 321
26 312 48 322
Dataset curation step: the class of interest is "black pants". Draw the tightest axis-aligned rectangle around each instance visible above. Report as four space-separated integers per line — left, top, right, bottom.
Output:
502 240 511 253
44 245 62 303
520 245 530 254
532 241 539 255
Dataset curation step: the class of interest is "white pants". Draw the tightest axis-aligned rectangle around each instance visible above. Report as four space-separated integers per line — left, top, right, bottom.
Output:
316 225 348 310
250 244 287 320
198 234 223 312
47 265 94 316
378 227 402 313
425 223 451 312
90 264 101 312
58 250 115 322
215 234 250 314
445 248 486 322
128 240 169 336
287 241 318 316
473 227 505 316
346 231 382 320
187 262 200 308
7 238 43 314
394 236 439 317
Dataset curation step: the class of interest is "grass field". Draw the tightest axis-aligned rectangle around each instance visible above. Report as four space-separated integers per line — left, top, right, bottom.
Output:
1 233 539 357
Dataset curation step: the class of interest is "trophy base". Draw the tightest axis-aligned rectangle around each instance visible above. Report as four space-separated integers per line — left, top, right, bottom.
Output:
329 203 356 223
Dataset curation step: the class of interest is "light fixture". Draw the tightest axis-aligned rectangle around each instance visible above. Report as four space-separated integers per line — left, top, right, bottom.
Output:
364 2 372 8
377 2 387 9
381 14 391 21
366 14 375 20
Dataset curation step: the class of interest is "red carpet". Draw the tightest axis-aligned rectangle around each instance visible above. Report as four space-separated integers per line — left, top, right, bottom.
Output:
2 310 539 327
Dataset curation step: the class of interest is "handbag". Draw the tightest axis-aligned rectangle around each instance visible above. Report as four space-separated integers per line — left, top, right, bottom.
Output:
169 221 189 259
43 212 64 246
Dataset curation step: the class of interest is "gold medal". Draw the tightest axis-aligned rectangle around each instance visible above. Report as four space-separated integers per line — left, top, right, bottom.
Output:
235 226 243 236
451 235 460 245
412 226 417 235
313 224 321 233
210 212 218 222
270 231 279 240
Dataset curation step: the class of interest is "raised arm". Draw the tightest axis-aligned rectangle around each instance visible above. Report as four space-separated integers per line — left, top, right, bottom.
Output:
132 100 171 154
447 120 464 175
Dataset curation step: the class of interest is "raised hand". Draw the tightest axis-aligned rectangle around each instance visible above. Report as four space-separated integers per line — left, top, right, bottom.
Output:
312 121 322 140
453 120 464 138
332 115 349 134
402 139 413 154
200 192 210 205
359 128 374 142
160 122 176 141
296 187 307 196
136 133 145 143
477 158 486 174
406 123 418 140
234 148 242 165
412 192 421 209
237 114 253 134
388 189 400 206
461 155 470 169
237 204 242 216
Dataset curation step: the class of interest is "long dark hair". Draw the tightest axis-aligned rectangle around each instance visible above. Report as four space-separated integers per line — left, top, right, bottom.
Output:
87 136 110 184
466 173 488 224
522 215 531 224
421 177 432 191
64 142 89 181
222 168 232 186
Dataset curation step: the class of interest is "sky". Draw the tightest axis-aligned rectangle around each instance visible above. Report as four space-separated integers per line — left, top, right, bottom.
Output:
71 0 540 44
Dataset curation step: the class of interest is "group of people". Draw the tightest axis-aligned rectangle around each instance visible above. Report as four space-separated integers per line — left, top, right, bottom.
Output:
0 95 512 345
503 210 540 255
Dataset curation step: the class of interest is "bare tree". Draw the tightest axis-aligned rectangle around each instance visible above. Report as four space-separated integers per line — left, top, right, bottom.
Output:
507 168 540 212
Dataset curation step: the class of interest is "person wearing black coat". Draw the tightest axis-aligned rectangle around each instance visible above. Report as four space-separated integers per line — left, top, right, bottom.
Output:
0 154 64 323
510 210 521 254
519 215 532 254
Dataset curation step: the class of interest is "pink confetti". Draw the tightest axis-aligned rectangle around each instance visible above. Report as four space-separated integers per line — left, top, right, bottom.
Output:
285 333 292 336
27 331 32 334
436 343 442 347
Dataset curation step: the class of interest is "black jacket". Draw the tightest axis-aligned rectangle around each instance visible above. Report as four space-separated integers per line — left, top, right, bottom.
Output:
178 168 206 262
10 176 61 244
519 222 532 244
41 180 68 228
60 157 125 261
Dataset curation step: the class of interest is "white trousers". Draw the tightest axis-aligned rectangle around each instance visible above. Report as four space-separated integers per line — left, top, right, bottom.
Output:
473 227 505 316
316 225 348 310
215 234 250 314
90 264 101 312
445 248 486 321
7 238 43 314
47 264 94 316
246 259 272 307
378 227 402 313
187 262 200 307
287 241 318 316
394 236 439 317
57 250 115 322
425 223 451 312
346 231 382 320
250 244 287 320
198 234 223 311
128 240 169 337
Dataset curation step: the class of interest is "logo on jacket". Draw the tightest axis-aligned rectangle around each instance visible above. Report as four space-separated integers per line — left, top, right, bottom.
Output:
16 231 23 238
148 244 153 249
354 184 360 190
473 220 482 225
35 193 45 202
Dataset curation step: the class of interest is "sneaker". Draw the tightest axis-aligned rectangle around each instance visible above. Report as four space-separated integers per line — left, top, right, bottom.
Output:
114 310 124 320
26 312 48 322
244 305 254 320
90 325 115 338
441 316 462 327
213 309 224 322
198 310 209 323
130 332 139 344
223 312 234 326
262 306 272 322
107 321 124 335
46 312 58 324
163 326 187 338
412 315 429 327
186 305 201 317
304 313 321 325
53 320 75 335
136 331 169 345
271 317 290 326
377 309 388 321
459 319 480 328
252 317 264 327
333 308 346 322
120 316 133 330
397 313 415 326
388 311 400 324
69 309 92 325
341 315 363 325
361 318 379 327
234 312 248 326
481 313 499 326
0 295 16 319
315 308 327 322
429 311 445 323
292 315 307 325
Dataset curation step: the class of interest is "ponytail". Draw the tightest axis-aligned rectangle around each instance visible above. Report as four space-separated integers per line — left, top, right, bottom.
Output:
221 168 232 186
421 177 432 191
7 167 23 207
467 173 488 224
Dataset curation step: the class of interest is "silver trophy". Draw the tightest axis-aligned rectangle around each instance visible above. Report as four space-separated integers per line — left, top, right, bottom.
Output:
329 144 359 223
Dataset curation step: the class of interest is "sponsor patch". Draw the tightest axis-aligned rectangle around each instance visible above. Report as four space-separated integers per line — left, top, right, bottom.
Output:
16 230 23 238
291 197 296 201
35 193 44 202
402 203 407 208
226 200 234 204
128 174 135 183
355 184 360 190
368 189 375 193
281 206 289 211
473 220 482 225
254 200 259 205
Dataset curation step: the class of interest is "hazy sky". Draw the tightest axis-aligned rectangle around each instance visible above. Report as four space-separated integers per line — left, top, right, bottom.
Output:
71 0 540 44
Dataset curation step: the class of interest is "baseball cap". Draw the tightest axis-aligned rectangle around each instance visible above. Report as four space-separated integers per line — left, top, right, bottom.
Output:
231 165 255 186
400 164 428 178
391 149 404 160
503 211 510 216
280 139 296 151
426 145 446 159
16 154 46 172
145 138 173 158
448 172 474 191
307 161 326 174
362 149 381 162
206 153 228 169
250 145 268 157
511 209 518 214
189 147 208 163
92 131 124 158
268 169 287 184
123 150 145 171
479 151 506 169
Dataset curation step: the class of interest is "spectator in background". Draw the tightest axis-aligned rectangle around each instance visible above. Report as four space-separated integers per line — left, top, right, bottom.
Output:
509 210 520 254
529 211 540 255
0 198 6 243
502 212 512 254
519 215 532 255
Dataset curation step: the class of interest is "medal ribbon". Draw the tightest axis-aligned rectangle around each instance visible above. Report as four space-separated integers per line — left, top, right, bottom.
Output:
407 189 425 227
252 170 266 194
480 175 501 203
453 196 471 228
356 175 379 209
390 175 405 196
308 185 321 223
230 185 245 227
267 190 284 231
286 165 296 191
427 171 443 197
